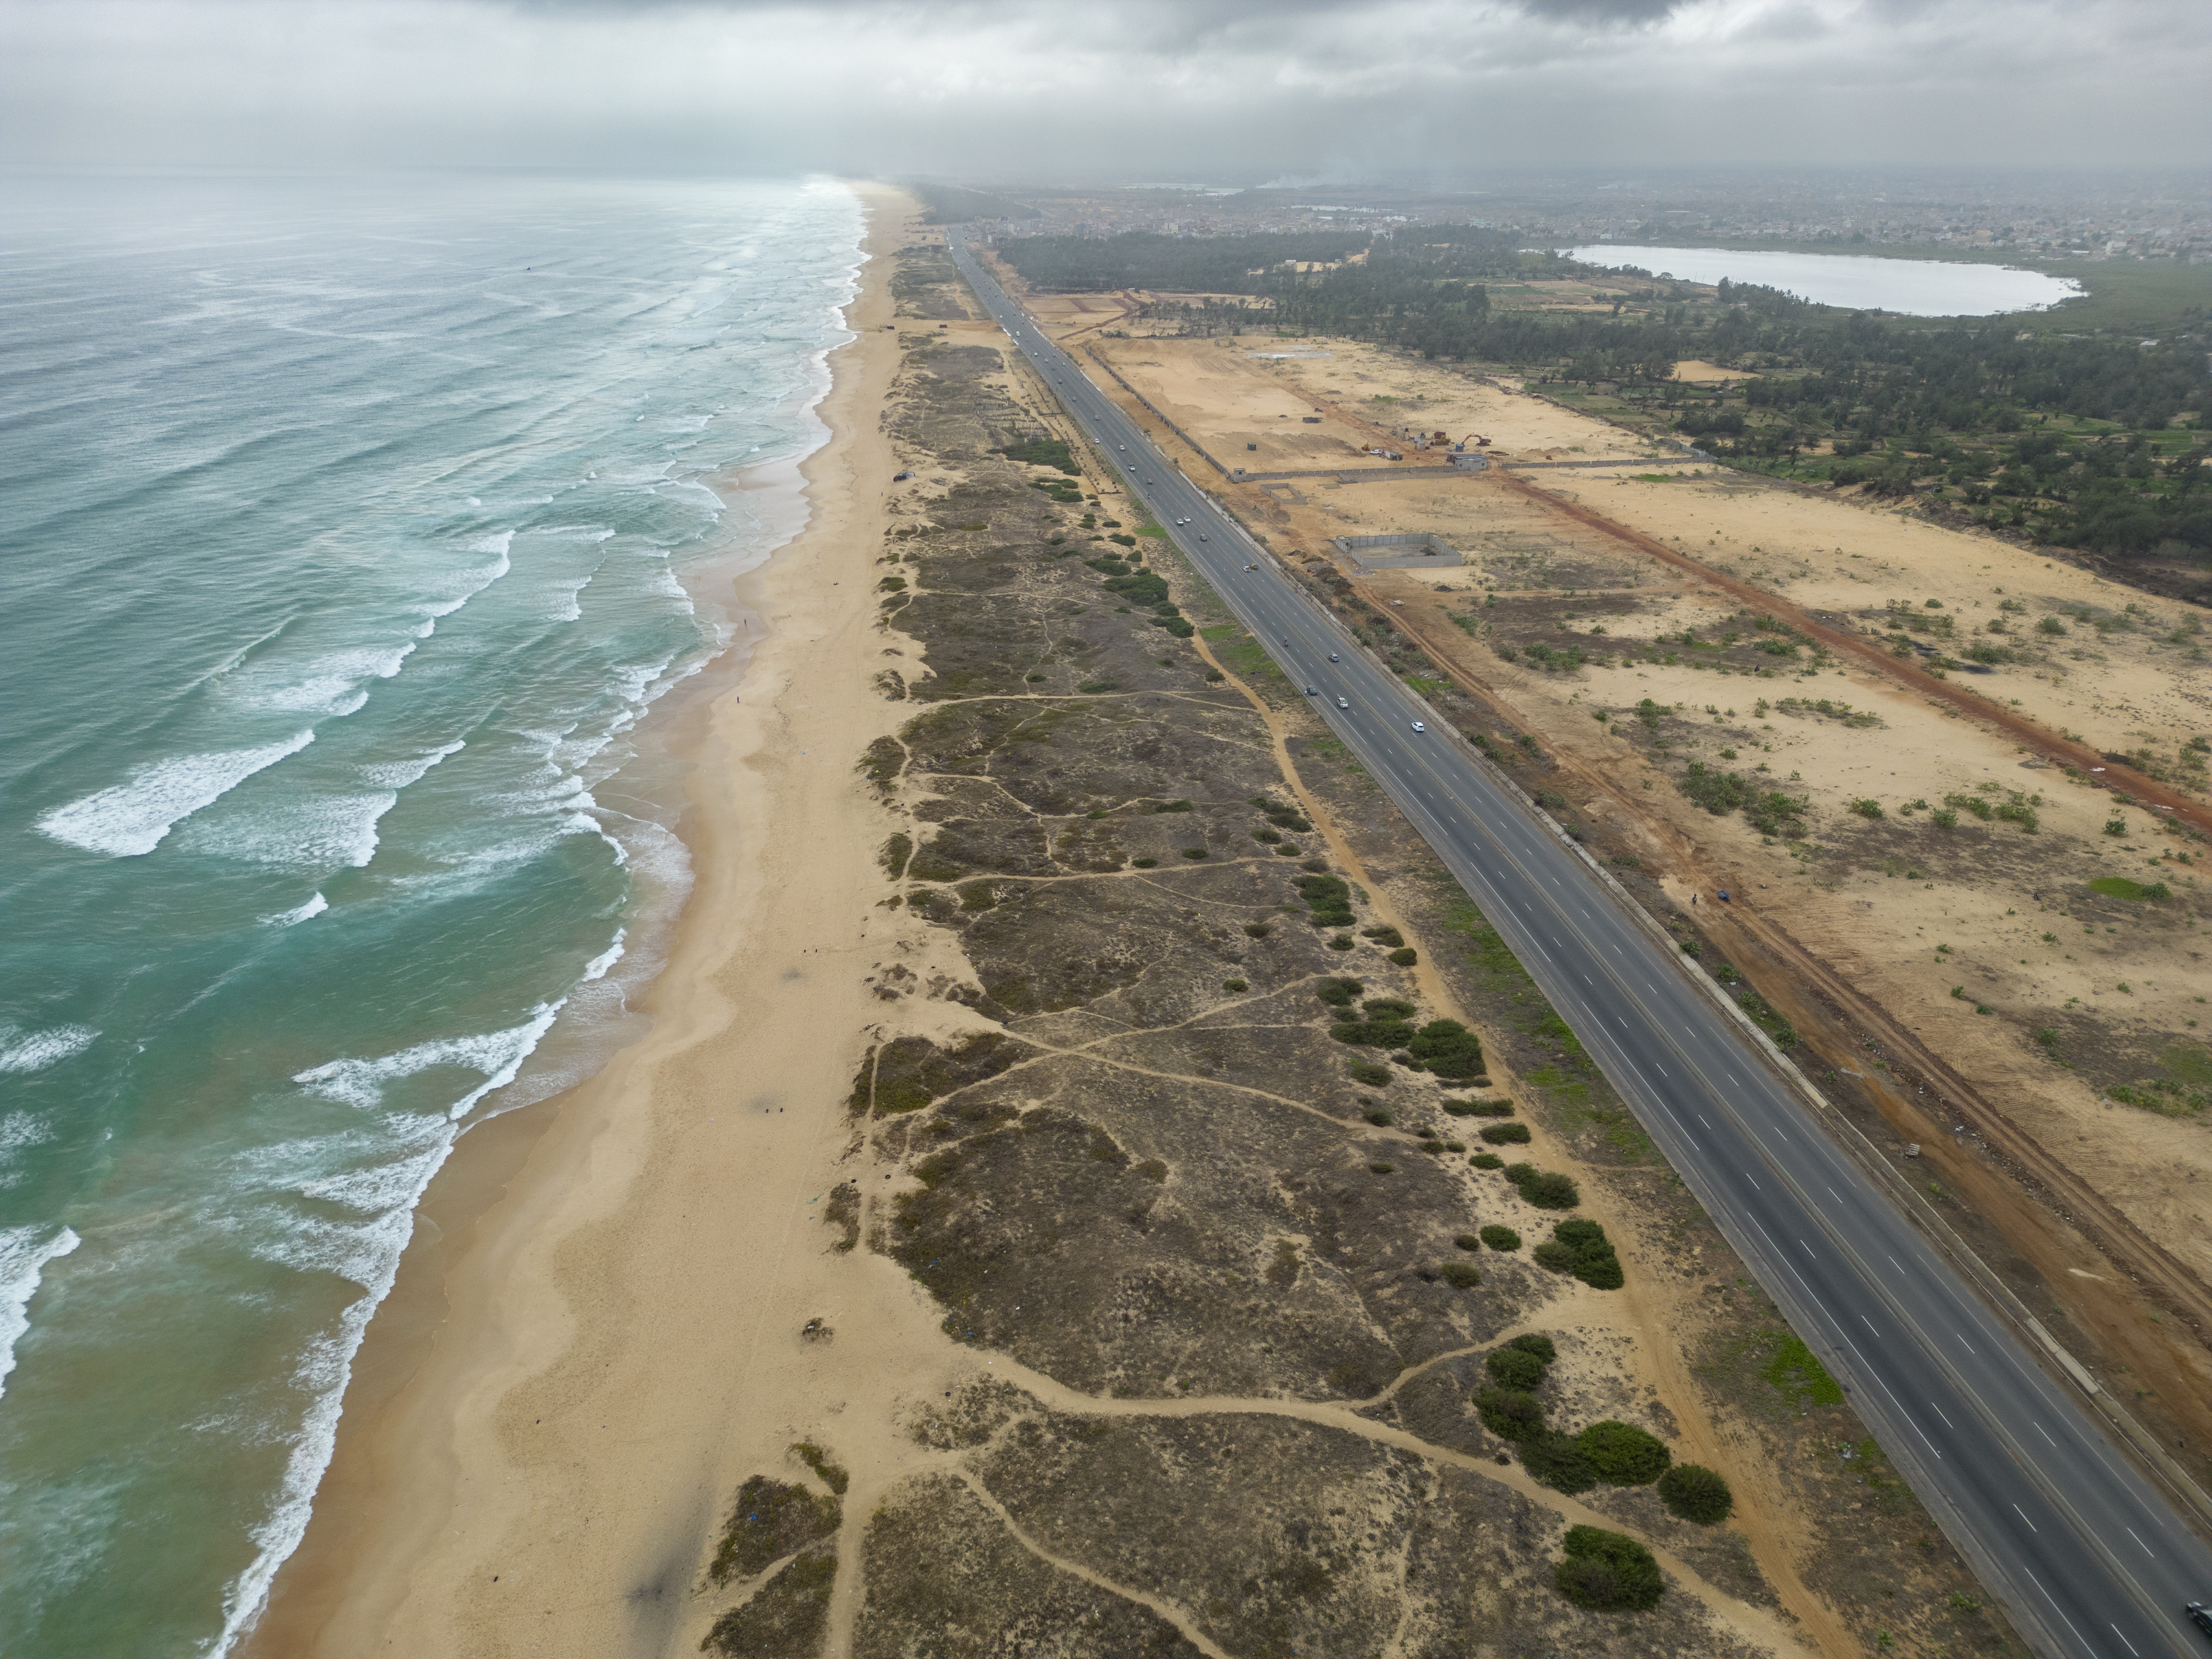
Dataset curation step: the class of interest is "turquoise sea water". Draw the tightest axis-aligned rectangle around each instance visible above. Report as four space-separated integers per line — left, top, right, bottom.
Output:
0 172 861 1655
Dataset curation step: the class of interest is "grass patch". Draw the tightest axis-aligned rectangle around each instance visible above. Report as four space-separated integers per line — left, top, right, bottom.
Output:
1762 1333 1844 1406
2087 876 2171 903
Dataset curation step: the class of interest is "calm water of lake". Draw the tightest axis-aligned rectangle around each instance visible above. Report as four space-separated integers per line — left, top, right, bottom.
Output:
1565 246 2083 317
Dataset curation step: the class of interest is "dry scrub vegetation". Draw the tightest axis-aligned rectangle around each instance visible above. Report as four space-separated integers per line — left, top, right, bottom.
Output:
694 242 2021 1659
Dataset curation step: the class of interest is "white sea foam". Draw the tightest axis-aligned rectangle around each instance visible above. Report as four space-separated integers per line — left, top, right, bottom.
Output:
1 1112 57 1188
0 1024 98 1074
292 1001 563 1119
357 738 465 791
235 644 415 715
36 731 315 857
540 574 592 623
180 791 397 869
209 1125 453 1659
215 1015 571 1658
261 893 329 927
410 534 514 632
0 1224 82 1403
580 930 626 981
0 1112 55 1158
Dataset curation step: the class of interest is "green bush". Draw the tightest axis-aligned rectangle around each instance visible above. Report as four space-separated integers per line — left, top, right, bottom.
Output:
1553 1525 1664 1611
1130 857 1158 868
1522 1430 1600 1494
1314 977 1363 1007
1485 1346 1547 1390
1508 1333 1558 1364
1656 1463 1733 1524
1294 872 1356 928
1479 1122 1532 1146
1361 924 1405 947
1388 946 1419 966
1440 1261 1481 1289
1533 1240 1577 1273
1475 1386 1544 1442
1363 998 1416 1018
1407 1018 1484 1079
1180 846 1209 859
1363 1109 1392 1126
1850 798 1884 820
1453 1233 1481 1251
1578 1420 1671 1485
1347 1061 1392 1086
1479 1224 1522 1251
1553 1218 1625 1289
1335 1017 1417 1048
1470 1153 1504 1169
1505 1165 1581 1210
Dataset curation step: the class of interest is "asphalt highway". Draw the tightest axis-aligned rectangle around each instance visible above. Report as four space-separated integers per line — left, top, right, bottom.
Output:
945 229 2212 1656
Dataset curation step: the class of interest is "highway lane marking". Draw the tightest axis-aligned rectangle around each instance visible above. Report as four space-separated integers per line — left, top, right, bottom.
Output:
2123 1525 2153 1558
2018 1569 2092 1656
1745 1172 1760 1190
2032 1420 2057 1447
1931 1402 1956 1430
2012 1503 2038 1533
2109 1624 2141 1657
1798 1239 1816 1257
1956 1333 1976 1356
1697 1114 1713 1127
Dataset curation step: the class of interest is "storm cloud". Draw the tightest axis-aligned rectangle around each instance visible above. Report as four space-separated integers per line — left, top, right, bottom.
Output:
0 0 2204 177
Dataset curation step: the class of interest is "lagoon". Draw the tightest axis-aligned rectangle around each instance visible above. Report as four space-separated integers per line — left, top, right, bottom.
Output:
1565 245 2083 317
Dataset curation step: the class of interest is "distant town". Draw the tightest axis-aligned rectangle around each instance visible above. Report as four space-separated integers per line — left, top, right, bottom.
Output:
963 171 2212 263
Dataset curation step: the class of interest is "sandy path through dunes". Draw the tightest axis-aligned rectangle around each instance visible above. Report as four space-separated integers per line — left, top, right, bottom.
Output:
253 185 971 1659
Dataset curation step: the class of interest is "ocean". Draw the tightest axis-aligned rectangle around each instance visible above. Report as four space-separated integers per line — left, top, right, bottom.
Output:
0 171 862 1656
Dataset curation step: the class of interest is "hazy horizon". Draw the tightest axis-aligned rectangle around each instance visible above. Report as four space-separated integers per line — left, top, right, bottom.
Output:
2 0 2207 180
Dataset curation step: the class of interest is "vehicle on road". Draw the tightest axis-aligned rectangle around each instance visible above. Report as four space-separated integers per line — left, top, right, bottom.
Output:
2188 1600 2212 1637
1335 697 1349 709
1328 653 1338 662
1410 721 1427 733
1198 534 1207 541
1304 686 1317 696
1243 563 1256 571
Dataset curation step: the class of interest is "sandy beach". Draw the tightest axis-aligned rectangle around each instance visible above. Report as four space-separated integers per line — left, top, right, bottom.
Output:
251 183 965 1657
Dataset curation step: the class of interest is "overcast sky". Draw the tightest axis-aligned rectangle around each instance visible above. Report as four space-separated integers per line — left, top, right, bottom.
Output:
2 0 2205 180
